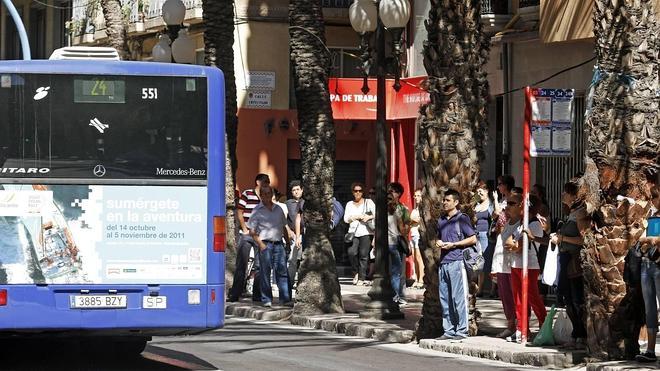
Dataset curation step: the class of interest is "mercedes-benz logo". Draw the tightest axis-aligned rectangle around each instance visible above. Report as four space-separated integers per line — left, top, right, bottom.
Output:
93 165 106 178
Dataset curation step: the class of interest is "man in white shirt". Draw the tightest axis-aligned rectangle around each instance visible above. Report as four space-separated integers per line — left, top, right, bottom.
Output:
248 185 292 307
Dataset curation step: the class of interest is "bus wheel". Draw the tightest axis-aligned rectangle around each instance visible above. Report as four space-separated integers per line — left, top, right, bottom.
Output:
115 338 148 356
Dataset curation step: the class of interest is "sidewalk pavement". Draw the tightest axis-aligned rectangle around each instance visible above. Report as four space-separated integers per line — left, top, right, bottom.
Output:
225 277 655 370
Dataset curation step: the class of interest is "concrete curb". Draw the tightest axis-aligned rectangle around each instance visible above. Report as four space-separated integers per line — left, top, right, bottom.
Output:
585 361 659 371
419 338 587 369
226 302 413 343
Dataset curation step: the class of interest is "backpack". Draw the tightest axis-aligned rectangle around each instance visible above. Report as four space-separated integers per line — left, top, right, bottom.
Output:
454 215 484 276
330 198 344 230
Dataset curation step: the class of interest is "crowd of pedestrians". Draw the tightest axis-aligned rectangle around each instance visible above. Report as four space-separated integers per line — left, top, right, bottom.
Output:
227 171 660 362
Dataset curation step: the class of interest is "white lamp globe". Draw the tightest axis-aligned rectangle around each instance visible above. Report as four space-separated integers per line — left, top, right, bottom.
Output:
379 0 411 29
162 0 186 26
171 29 195 64
152 34 172 63
349 0 377 34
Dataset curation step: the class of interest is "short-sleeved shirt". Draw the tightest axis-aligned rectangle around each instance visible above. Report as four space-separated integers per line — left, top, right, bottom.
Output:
285 198 304 231
247 203 287 242
238 189 260 235
437 211 476 264
491 220 521 274
387 203 410 245
510 220 543 269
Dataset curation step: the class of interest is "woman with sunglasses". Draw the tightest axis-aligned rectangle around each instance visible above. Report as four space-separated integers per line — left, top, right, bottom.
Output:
344 182 376 285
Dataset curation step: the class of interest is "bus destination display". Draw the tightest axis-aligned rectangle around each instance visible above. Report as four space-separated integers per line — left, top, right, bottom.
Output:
74 78 126 103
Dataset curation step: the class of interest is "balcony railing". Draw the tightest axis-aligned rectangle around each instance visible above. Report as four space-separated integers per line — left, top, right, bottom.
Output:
519 0 540 7
482 0 508 15
322 0 351 8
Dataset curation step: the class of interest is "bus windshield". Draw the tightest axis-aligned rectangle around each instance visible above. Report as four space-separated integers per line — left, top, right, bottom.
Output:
0 73 207 180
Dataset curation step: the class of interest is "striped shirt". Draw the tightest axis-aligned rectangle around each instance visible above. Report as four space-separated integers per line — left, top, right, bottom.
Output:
238 189 260 226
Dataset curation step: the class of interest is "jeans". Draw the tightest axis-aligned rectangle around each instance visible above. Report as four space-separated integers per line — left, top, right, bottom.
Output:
478 231 494 274
287 235 304 298
439 260 469 337
349 235 373 280
229 234 261 301
389 244 403 300
641 259 660 331
259 241 290 305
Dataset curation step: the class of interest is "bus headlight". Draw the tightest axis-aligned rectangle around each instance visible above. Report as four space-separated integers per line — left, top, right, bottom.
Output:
187 289 201 305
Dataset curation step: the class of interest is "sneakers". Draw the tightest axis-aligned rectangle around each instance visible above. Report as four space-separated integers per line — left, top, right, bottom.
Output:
435 335 454 341
397 298 408 306
635 351 657 363
352 273 359 285
263 302 272 308
506 330 522 344
496 328 514 339
435 334 466 343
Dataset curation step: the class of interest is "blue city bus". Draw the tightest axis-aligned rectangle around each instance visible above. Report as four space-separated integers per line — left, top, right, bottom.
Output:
0 60 226 353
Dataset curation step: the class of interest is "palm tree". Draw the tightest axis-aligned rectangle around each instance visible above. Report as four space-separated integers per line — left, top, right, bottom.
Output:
414 0 490 339
100 0 129 60
289 0 343 315
579 0 659 359
202 0 240 289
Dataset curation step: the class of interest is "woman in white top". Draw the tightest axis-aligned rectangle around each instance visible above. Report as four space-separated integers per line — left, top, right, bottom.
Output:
344 182 376 285
410 189 425 289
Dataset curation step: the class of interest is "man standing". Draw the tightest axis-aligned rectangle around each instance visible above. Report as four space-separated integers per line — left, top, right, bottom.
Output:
248 185 291 307
228 173 270 302
387 182 410 304
285 180 304 291
435 189 477 340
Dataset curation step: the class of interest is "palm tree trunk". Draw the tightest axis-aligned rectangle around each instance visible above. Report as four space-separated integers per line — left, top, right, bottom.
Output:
580 0 659 359
414 0 490 339
203 0 239 290
289 0 343 315
100 0 129 60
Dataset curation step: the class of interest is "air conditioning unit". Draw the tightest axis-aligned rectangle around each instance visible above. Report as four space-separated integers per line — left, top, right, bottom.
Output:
49 46 121 61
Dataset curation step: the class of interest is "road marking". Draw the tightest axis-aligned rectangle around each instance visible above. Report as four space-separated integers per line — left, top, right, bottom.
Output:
142 351 220 370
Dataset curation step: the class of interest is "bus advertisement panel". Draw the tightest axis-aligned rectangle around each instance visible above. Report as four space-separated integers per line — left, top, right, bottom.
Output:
0 185 207 285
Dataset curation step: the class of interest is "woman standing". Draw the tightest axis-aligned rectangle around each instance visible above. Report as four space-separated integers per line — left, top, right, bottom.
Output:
636 185 660 363
474 181 494 296
410 189 425 289
550 181 590 350
344 182 376 286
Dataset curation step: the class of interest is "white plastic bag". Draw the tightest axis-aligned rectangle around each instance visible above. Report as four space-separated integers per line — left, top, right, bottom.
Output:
542 242 559 286
552 308 573 345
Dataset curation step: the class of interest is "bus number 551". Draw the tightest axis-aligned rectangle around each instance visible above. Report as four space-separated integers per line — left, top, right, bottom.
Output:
142 88 158 99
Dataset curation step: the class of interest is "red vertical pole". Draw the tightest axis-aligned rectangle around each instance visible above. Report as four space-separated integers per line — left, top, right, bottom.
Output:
522 87 532 343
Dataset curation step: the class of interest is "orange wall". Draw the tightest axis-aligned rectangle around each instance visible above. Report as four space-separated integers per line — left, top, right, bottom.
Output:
236 109 379 193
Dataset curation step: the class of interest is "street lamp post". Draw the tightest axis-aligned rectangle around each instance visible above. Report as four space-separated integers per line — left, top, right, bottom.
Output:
349 0 410 320
151 0 195 64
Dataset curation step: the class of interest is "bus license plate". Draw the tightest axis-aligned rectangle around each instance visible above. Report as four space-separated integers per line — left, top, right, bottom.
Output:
70 295 127 309
142 296 167 309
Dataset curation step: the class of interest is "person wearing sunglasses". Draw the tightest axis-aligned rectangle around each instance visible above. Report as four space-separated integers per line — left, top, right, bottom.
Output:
344 182 376 285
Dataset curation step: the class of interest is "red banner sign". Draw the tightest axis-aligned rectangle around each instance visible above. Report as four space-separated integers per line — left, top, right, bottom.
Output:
328 77 430 121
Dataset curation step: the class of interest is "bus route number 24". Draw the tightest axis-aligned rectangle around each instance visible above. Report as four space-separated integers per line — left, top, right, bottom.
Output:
142 88 158 99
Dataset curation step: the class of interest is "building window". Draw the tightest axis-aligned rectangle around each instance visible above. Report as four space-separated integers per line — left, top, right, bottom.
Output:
329 48 363 78
53 0 73 49
5 10 22 59
29 5 47 59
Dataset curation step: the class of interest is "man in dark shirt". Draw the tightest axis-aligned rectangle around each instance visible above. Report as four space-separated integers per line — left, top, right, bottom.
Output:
285 180 304 292
435 189 477 340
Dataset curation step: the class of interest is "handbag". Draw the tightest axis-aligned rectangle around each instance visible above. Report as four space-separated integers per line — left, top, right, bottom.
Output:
344 231 355 244
397 235 411 256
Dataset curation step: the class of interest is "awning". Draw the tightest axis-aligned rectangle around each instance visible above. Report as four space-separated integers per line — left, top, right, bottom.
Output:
328 76 430 121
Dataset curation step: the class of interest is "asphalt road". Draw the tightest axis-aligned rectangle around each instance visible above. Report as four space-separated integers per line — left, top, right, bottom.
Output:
0 317 539 371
